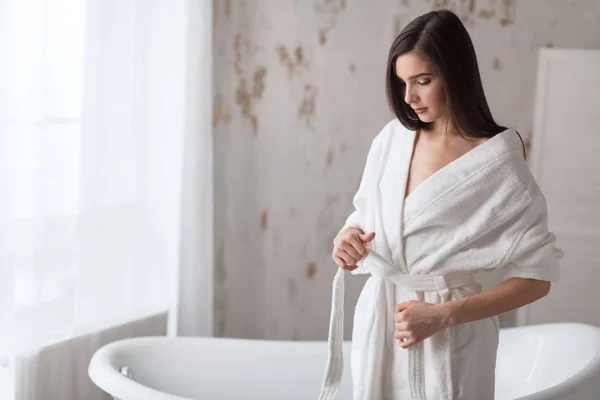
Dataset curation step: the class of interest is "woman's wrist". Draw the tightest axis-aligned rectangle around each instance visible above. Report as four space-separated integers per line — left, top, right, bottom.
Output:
436 297 466 328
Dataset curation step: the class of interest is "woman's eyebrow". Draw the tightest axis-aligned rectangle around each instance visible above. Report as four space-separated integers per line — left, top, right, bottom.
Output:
397 72 432 81
407 72 432 79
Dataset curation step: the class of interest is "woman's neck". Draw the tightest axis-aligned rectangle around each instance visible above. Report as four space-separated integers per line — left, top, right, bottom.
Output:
421 120 461 145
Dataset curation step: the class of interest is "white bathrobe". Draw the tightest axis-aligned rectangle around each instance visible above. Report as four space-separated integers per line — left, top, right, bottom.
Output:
318 119 563 400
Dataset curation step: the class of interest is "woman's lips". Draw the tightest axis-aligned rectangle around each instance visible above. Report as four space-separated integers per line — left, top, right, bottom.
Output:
413 107 428 114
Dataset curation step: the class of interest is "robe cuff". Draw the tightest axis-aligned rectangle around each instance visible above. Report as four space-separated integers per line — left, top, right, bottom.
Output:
502 261 560 283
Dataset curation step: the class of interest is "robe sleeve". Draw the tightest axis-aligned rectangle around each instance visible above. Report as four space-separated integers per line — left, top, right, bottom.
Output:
502 189 563 283
338 133 383 236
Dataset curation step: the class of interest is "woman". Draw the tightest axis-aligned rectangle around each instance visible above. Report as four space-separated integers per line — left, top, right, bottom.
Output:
318 9 562 400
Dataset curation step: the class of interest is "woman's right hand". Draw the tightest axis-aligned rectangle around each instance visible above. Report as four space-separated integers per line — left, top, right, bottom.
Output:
332 228 376 271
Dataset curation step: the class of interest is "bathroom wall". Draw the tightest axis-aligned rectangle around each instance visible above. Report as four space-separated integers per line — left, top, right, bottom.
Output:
212 0 600 340
524 48 600 328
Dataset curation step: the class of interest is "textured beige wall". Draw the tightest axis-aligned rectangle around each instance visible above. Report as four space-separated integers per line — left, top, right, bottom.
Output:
212 0 600 340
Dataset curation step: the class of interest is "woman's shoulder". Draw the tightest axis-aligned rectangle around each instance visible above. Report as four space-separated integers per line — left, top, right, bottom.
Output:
491 126 524 155
491 128 548 200
372 118 411 145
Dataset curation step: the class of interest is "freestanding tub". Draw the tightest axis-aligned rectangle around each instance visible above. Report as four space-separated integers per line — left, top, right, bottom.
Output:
88 322 600 400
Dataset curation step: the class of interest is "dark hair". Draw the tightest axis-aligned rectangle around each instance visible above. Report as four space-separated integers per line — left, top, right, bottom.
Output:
385 9 525 155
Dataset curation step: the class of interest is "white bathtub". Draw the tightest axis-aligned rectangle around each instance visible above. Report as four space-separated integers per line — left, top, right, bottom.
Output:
88 322 600 400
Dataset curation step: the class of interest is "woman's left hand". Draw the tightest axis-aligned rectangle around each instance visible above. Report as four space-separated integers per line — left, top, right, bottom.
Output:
394 300 448 349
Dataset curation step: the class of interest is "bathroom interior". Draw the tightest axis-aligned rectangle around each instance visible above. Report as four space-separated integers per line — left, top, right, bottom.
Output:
1 0 600 399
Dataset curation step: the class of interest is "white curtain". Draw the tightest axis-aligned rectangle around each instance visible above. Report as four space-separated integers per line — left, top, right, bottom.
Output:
0 0 212 361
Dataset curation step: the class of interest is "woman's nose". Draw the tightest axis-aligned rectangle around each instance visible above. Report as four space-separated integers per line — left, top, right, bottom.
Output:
404 85 416 104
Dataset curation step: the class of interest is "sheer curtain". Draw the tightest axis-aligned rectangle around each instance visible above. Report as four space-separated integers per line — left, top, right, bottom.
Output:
0 0 212 359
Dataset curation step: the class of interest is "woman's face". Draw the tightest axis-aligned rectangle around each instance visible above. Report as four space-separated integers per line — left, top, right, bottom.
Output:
394 51 447 125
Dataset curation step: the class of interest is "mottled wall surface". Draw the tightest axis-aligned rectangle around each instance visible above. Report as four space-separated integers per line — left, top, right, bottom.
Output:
213 0 600 340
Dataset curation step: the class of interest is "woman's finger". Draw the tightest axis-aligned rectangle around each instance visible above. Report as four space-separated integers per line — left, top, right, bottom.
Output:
333 255 357 271
394 330 416 348
394 330 411 342
358 232 376 243
335 250 358 267
341 242 362 261
348 236 367 258
394 310 405 323
398 336 416 348
395 322 409 332
332 255 346 269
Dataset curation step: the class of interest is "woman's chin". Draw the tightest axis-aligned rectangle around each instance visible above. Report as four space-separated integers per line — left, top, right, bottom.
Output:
417 114 433 123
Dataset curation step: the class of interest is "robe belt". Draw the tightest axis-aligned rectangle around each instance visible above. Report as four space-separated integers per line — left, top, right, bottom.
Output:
318 250 476 400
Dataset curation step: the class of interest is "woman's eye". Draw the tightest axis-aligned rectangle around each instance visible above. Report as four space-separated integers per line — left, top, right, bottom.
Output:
418 80 431 86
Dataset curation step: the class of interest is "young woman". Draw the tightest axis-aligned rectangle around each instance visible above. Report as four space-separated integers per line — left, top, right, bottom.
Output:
319 9 562 400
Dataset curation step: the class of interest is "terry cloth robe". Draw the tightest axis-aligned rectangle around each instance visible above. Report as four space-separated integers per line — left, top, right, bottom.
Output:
317 119 563 400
